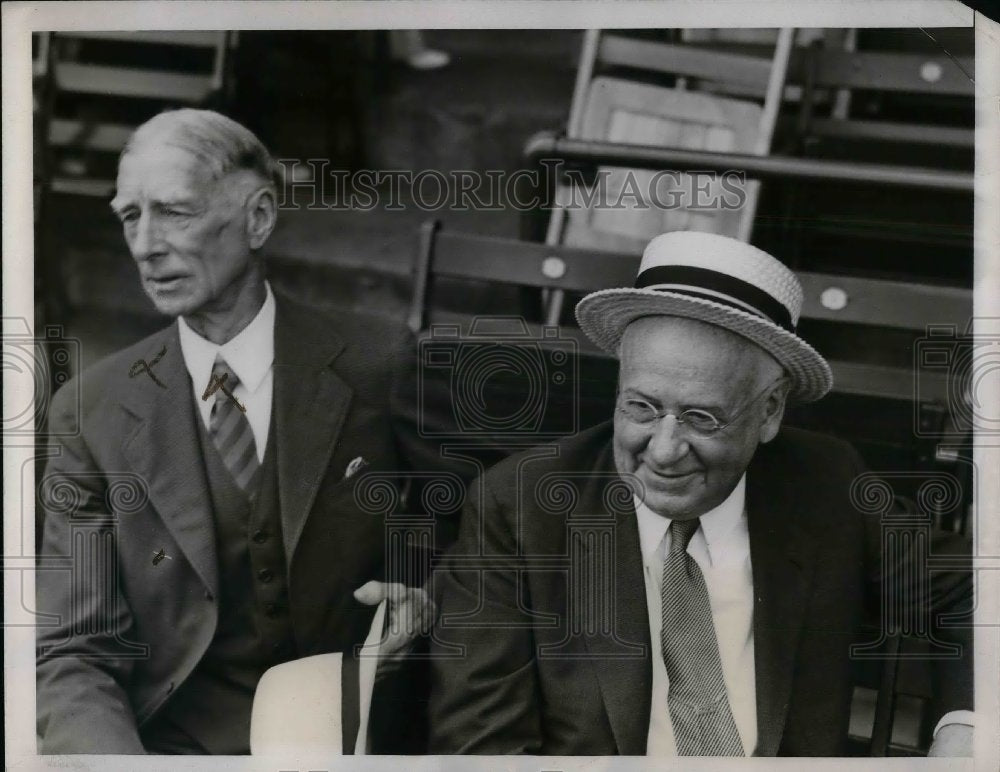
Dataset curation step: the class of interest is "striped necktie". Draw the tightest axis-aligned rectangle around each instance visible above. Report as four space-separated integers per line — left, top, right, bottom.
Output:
206 355 260 496
660 517 744 756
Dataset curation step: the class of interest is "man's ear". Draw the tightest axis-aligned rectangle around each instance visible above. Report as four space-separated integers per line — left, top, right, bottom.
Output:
245 186 277 250
758 379 790 444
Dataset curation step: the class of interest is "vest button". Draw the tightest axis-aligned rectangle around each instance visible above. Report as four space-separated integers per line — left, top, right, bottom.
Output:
257 567 274 583
264 602 277 617
252 529 268 544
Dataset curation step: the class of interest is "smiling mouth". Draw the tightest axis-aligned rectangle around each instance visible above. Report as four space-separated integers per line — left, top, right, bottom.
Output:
644 467 701 482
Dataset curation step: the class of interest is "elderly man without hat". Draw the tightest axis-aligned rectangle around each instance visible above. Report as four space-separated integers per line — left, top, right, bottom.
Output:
36 109 442 754
429 231 973 756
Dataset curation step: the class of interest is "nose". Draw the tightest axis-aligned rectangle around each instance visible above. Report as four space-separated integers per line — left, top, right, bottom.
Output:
644 414 689 468
128 209 161 262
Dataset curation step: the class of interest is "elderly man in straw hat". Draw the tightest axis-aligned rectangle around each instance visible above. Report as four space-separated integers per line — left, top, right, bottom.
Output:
428 231 973 756
36 109 439 754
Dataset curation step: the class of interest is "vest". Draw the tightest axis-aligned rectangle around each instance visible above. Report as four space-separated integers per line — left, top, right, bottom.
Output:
141 411 295 754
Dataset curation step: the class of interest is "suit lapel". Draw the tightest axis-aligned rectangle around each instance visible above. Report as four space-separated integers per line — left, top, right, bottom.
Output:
272 296 350 567
746 441 816 756
576 443 652 755
120 325 219 598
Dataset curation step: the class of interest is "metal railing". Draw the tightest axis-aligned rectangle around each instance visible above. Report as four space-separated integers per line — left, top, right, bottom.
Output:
523 130 973 193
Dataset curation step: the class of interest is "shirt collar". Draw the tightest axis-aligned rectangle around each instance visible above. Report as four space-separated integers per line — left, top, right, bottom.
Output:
177 282 276 395
635 474 747 566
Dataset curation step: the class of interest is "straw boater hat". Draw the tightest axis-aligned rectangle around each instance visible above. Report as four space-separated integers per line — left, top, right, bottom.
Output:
576 230 833 403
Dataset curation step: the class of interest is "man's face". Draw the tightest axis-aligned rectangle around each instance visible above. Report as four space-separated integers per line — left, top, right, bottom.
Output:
613 316 784 520
111 143 256 318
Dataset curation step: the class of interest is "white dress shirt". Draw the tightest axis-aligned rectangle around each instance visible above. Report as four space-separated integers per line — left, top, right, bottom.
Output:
177 283 275 462
636 475 757 756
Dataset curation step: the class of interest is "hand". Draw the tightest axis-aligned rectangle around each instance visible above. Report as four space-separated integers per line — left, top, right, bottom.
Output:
353 580 437 658
927 723 972 757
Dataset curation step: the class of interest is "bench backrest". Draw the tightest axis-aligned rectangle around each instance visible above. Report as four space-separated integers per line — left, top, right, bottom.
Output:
410 220 970 406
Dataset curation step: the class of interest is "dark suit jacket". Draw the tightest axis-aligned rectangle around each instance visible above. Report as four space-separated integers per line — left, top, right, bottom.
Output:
36 293 430 753
428 421 973 755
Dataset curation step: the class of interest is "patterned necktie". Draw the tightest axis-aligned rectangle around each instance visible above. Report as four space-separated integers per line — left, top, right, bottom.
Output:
206 355 260 496
660 518 744 756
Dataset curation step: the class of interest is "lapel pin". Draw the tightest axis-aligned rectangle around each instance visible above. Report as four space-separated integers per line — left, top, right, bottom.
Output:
152 548 172 566
344 456 368 480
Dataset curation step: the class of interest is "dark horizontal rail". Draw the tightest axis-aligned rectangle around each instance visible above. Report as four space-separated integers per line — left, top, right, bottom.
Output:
598 35 974 98
421 308 951 403
523 131 973 193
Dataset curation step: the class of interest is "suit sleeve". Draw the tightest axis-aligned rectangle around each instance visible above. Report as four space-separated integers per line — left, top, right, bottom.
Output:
36 383 146 754
427 475 543 753
856 449 975 725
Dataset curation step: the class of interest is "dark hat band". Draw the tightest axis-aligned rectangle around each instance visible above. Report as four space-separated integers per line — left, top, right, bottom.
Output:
634 265 795 333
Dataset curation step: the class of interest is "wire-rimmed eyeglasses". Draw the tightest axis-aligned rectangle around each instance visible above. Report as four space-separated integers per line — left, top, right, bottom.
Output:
616 377 788 439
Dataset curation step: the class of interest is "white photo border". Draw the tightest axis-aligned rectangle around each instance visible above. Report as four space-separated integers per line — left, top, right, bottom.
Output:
4 2 997 771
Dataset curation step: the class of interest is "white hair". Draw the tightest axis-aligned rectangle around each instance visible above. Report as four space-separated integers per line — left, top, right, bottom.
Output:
122 108 279 190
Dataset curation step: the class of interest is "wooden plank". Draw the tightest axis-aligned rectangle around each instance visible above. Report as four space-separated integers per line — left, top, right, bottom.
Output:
432 231 638 292
33 32 51 78
430 233 971 333
811 51 974 96
598 37 972 97
423 308 949 403
805 220 971 246
737 26 793 242
869 634 902 757
423 309 604 355
420 231 962 403
48 118 133 152
798 273 970 332
829 361 946 402
808 117 974 148
598 35 773 92
525 134 973 193
408 220 440 334
55 62 215 102
64 31 223 48
697 80 805 103
50 177 116 197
